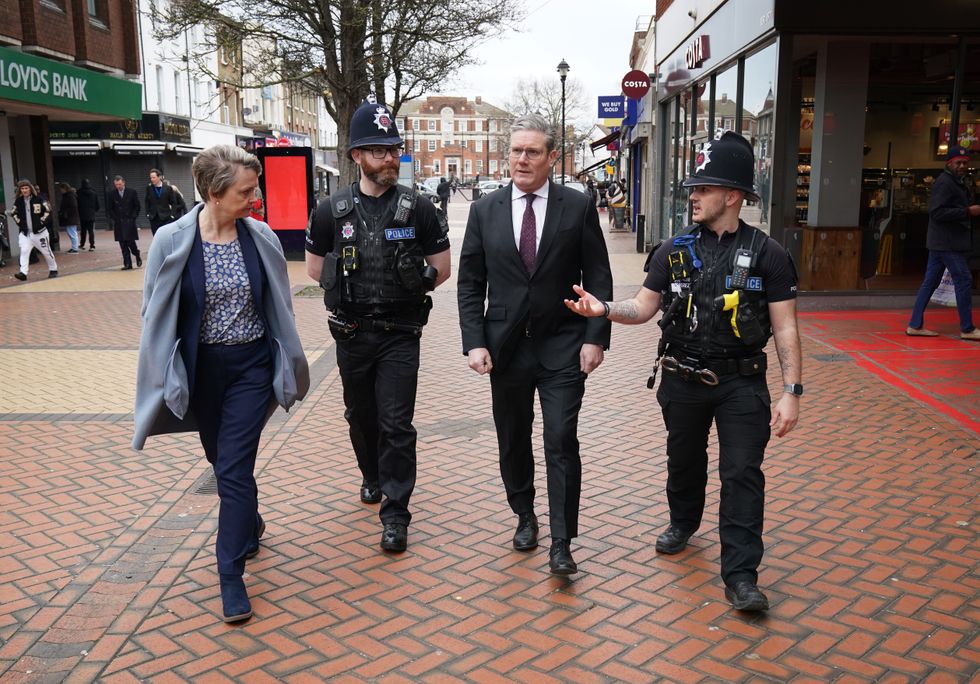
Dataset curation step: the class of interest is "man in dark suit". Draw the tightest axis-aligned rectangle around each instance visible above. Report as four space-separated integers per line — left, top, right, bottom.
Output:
457 113 613 575
108 175 142 270
145 169 178 235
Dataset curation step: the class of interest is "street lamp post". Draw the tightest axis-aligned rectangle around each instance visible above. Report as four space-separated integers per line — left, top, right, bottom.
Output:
557 59 569 185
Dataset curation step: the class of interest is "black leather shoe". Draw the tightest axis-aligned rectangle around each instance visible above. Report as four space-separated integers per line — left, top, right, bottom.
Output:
725 581 769 612
548 538 577 575
14 272 26 281
655 525 692 554
380 523 407 552
359 480 382 504
513 512 538 550
121 265 133 271
136 255 143 268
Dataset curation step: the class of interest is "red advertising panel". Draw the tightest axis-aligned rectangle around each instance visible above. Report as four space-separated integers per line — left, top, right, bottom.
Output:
256 146 315 254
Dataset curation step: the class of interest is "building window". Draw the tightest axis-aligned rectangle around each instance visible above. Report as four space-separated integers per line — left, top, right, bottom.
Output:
489 138 496 152
475 139 483 153
465 159 472 175
433 159 441 174
477 160 483 173
489 119 497 133
413 119 420 131
428 139 437 152
414 139 420 152
428 119 436 131
460 140 467 149
489 159 498 174
174 72 182 113
155 66 164 111
415 159 421 173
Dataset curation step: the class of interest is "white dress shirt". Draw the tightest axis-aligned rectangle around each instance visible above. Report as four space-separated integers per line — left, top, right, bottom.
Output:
510 180 549 251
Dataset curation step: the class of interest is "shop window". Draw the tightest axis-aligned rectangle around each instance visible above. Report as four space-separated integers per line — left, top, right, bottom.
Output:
742 42 777 234
663 92 691 237
712 65 739 137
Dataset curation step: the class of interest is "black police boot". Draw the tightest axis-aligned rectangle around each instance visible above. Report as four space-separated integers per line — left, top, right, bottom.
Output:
655 525 693 554
359 480 382 504
548 538 577 575
513 512 538 551
725 581 769 612
380 523 407 553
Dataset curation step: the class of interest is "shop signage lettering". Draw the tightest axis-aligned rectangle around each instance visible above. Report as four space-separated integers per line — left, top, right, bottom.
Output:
0 46 140 119
598 96 625 118
685 36 710 70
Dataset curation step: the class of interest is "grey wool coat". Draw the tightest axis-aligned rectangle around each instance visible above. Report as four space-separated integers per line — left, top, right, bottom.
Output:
132 204 310 449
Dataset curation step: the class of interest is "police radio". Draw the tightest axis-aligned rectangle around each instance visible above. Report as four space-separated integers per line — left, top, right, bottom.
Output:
393 193 415 225
730 248 753 290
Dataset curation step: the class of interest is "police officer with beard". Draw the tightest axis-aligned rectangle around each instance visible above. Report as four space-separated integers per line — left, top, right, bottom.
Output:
306 97 451 553
565 132 802 612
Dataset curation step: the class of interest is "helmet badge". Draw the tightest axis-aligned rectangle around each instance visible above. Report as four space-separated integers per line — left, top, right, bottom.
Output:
373 107 392 132
694 142 712 173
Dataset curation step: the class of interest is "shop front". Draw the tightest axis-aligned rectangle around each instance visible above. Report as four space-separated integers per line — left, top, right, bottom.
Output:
49 114 197 230
0 46 141 249
654 0 980 292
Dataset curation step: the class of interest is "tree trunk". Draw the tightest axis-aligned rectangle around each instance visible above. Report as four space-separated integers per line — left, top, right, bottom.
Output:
335 98 359 187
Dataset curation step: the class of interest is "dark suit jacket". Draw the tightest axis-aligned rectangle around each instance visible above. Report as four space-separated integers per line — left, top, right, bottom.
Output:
108 187 140 241
146 182 178 222
457 180 613 372
177 221 270 399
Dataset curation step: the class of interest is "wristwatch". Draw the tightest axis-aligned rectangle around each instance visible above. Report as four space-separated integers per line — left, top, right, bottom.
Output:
783 383 804 397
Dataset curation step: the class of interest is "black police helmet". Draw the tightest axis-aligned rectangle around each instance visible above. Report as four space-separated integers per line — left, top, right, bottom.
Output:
348 95 403 158
682 131 759 201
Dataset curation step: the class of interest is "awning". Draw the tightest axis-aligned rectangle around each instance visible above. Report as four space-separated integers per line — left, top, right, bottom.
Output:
111 141 166 156
50 141 102 156
316 163 340 176
590 130 620 152
169 144 204 157
581 157 613 174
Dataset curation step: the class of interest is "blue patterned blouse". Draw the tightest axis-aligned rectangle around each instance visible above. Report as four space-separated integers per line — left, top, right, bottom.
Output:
199 238 266 344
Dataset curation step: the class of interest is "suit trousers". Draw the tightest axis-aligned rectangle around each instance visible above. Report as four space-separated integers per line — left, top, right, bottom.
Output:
191 338 272 576
333 328 420 526
118 240 140 267
656 371 771 587
489 336 586 540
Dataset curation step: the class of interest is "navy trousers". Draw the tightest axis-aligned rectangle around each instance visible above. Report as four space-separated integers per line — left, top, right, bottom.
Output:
191 338 272 576
656 371 771 587
489 337 586 541
334 329 420 526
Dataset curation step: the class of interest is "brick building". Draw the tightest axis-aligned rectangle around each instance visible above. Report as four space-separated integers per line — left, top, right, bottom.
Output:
0 0 141 248
397 96 511 182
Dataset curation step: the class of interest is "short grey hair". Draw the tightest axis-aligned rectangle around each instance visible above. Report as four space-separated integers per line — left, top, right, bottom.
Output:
510 113 556 152
192 144 262 201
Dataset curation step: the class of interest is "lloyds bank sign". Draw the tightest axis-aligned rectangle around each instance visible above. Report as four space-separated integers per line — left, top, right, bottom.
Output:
0 47 141 120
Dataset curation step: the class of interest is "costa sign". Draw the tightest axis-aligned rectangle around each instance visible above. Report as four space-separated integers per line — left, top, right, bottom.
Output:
685 35 710 70
621 70 651 99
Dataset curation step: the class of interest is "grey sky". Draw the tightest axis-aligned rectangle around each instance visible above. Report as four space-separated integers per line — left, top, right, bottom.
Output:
441 0 652 124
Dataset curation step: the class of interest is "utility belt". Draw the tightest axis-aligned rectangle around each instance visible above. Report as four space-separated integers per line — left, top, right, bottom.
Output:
660 353 767 387
328 297 432 339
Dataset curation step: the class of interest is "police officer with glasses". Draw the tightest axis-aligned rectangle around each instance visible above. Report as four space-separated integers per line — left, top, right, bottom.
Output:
306 96 451 553
565 131 802 612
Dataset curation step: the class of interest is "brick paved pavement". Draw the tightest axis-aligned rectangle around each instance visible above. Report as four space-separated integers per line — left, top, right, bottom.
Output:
0 199 977 682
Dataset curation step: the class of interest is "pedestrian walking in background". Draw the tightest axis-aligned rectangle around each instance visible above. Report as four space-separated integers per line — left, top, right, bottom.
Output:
457 113 613 576
145 169 179 235
133 144 309 624
108 176 142 270
56 182 81 253
170 184 189 218
10 179 58 280
907 146 980 341
565 132 801 612
249 186 264 222
305 97 451 554
77 179 99 250
437 176 451 214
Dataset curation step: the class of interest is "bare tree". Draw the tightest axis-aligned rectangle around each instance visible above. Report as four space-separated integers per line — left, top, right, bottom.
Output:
505 76 589 135
158 0 523 183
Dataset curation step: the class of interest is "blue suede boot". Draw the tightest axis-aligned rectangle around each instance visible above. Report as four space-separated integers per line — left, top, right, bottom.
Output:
219 574 252 623
246 513 265 560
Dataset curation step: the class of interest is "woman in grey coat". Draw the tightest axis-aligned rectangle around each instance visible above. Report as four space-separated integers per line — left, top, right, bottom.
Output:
133 145 310 623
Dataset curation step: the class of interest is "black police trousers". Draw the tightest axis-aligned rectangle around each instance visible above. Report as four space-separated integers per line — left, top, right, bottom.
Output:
656 370 771 587
333 328 420 526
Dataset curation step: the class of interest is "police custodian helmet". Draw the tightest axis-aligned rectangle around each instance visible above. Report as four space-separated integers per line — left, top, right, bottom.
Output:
347 94 403 158
682 131 759 201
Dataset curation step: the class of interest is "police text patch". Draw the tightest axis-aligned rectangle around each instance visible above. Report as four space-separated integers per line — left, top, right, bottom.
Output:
726 275 763 291
385 227 415 240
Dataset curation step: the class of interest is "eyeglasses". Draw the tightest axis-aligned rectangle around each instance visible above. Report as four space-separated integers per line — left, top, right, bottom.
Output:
364 146 404 160
509 147 546 161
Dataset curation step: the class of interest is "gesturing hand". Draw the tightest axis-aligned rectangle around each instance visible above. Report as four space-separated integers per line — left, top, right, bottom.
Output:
564 284 605 318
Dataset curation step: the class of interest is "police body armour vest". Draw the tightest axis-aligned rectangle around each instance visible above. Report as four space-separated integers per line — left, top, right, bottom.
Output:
660 222 772 359
331 183 424 315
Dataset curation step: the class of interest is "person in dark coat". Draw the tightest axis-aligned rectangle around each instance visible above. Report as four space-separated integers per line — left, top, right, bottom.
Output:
436 176 450 214
56 183 81 253
907 146 980 341
108 175 142 270
145 169 179 235
77 179 99 250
